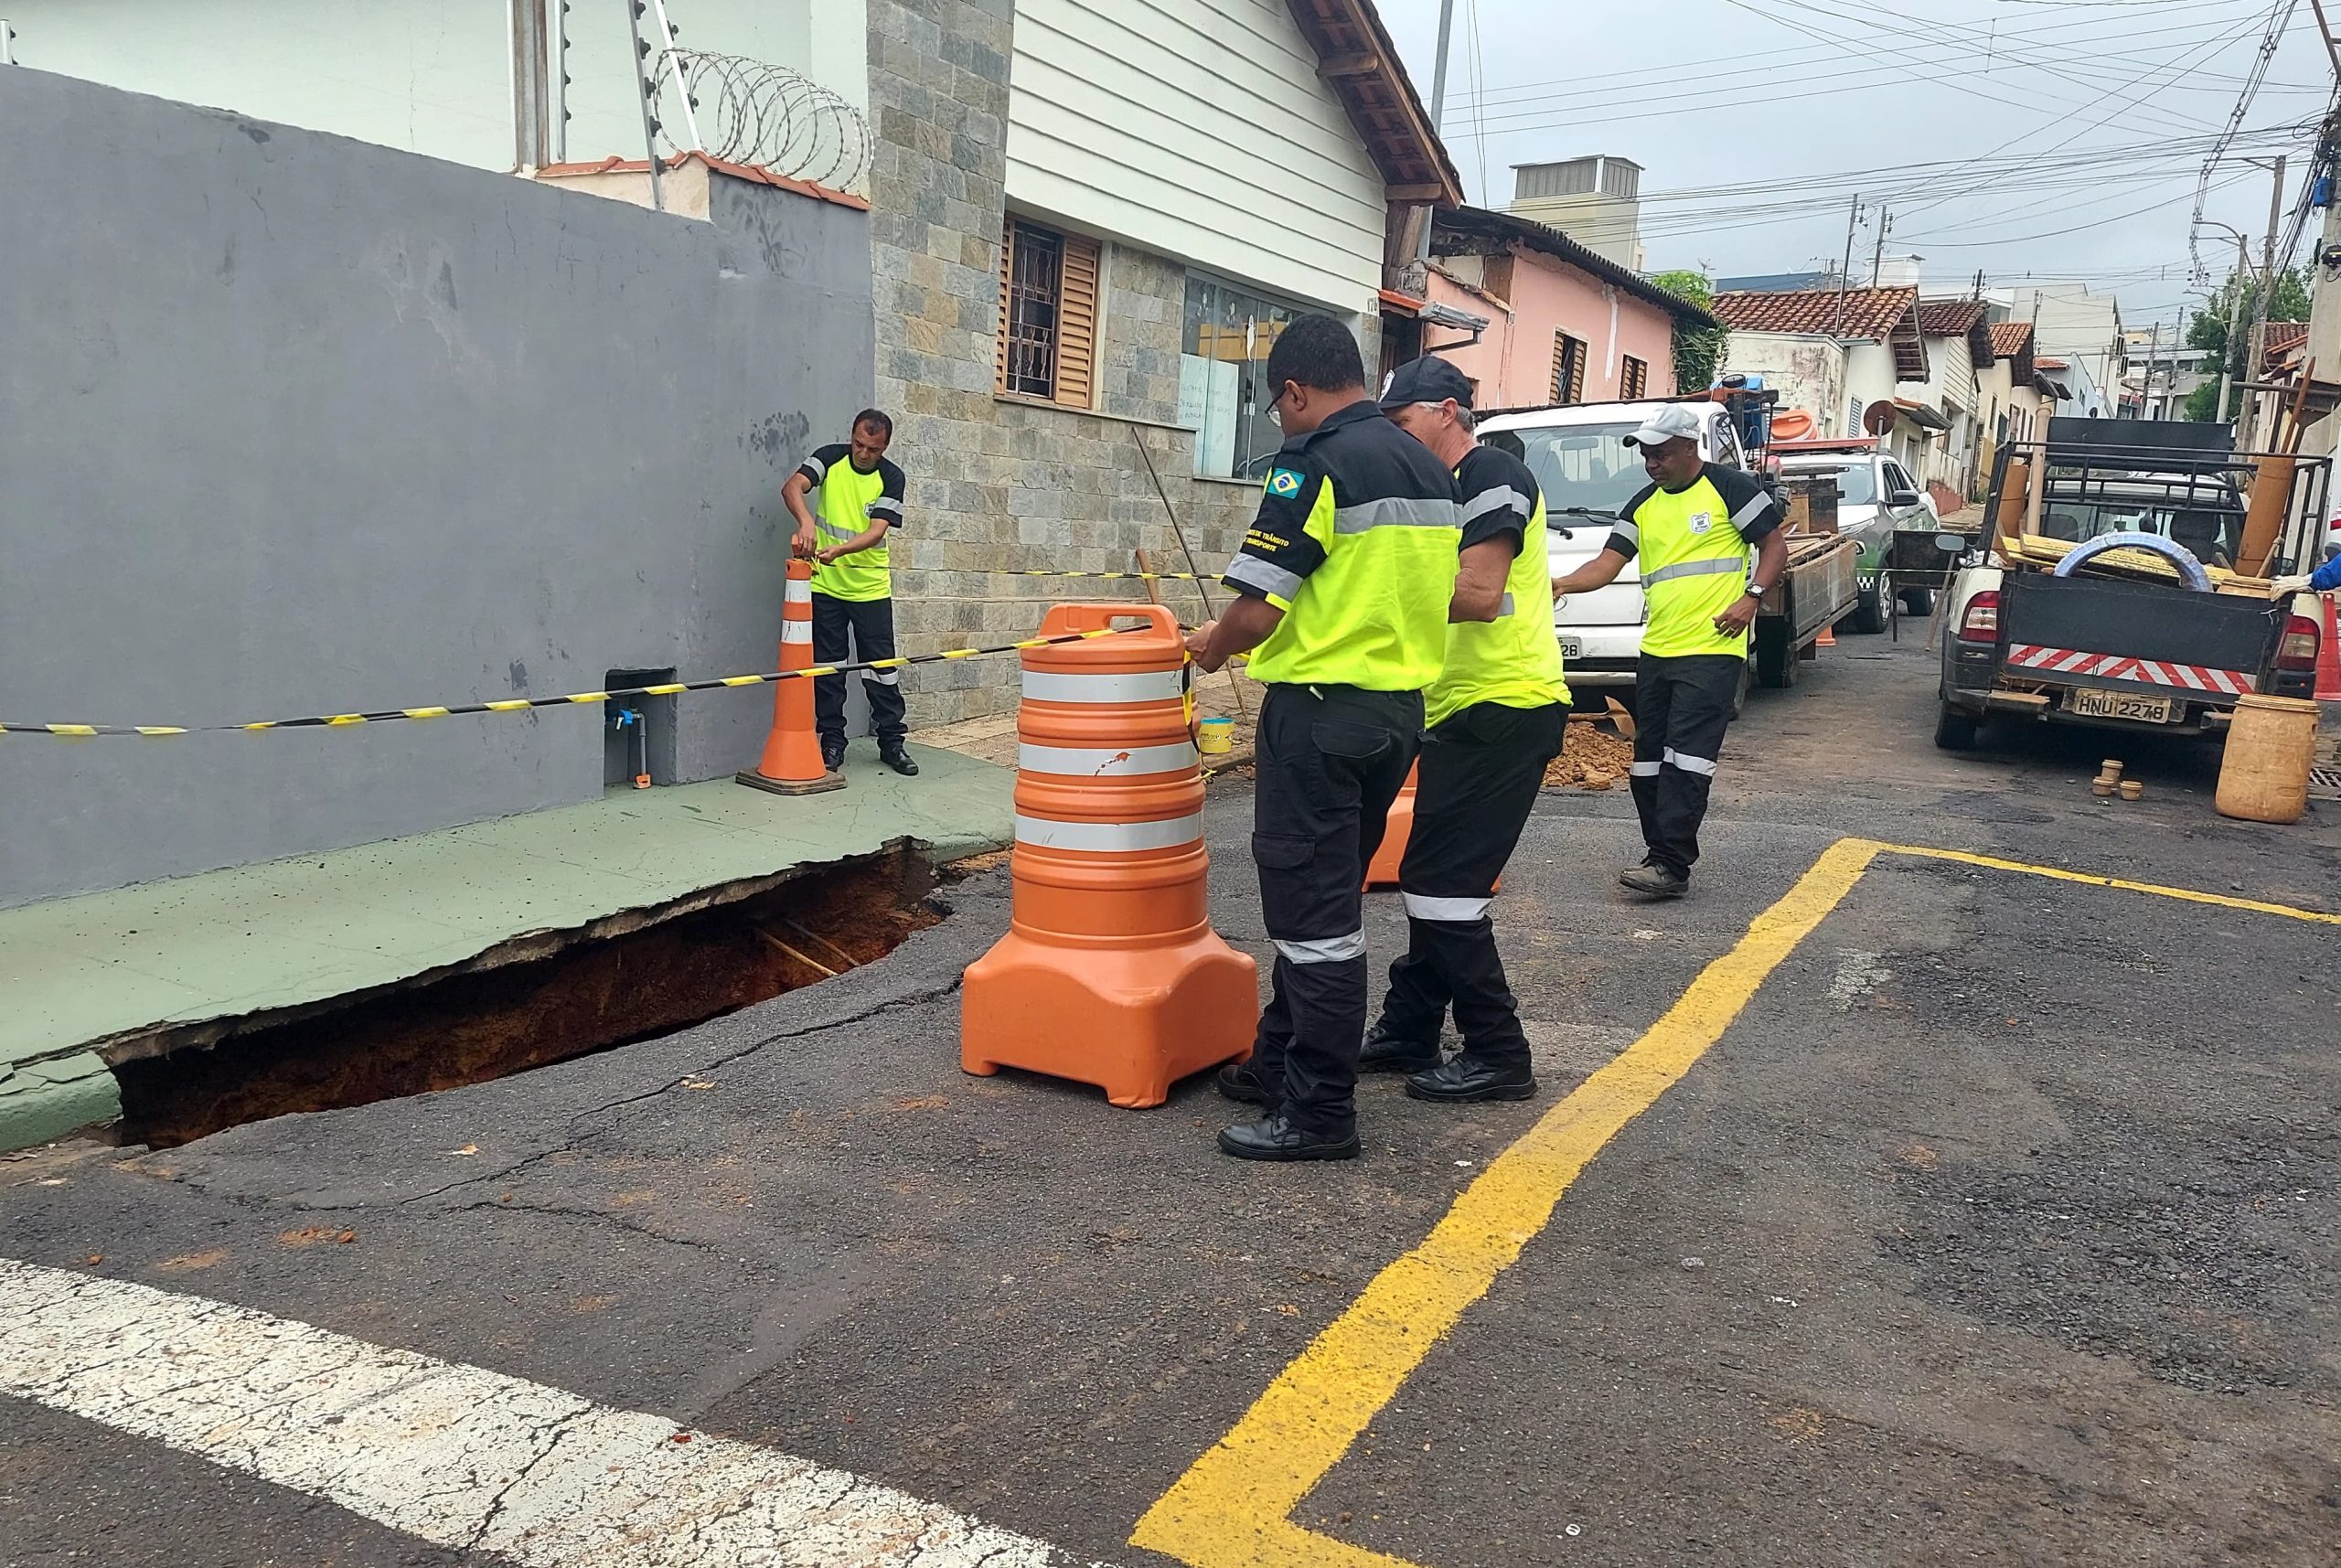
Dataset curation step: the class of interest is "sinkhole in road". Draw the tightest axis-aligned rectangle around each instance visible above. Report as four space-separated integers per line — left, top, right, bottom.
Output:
110 847 944 1149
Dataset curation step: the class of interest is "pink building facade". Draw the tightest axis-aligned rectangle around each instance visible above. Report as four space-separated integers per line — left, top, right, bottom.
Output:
1417 207 1703 411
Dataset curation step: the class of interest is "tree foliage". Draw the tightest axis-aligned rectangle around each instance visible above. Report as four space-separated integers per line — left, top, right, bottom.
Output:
2183 264 2310 422
1652 269 1728 394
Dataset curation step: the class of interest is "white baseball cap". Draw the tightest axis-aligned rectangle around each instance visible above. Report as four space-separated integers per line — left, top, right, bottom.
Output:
1623 404 1704 448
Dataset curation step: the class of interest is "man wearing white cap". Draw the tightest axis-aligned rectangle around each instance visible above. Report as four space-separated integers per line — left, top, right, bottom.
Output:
1552 403 1789 898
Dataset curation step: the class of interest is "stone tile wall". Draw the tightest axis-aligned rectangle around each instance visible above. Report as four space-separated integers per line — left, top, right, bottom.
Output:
868 0 1377 726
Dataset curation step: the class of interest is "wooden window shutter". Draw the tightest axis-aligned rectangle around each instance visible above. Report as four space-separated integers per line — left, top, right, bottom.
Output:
994 222 1014 396
1550 332 1566 404
1054 234 1101 411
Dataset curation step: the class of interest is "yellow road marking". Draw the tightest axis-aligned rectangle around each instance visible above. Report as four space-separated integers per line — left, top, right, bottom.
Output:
1885 841 2341 924
1134 836 2336 1567
1130 837 1886 1568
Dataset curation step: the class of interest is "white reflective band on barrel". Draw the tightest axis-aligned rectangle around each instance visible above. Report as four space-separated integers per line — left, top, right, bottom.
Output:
1021 668 1187 704
1662 748 1718 776
1274 931 1367 963
1014 813 1203 853
1403 892 1491 922
1018 741 1197 776
784 580 813 605
782 622 813 645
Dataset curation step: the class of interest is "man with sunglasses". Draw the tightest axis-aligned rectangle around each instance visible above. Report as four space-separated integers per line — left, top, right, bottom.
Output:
1184 315 1461 1162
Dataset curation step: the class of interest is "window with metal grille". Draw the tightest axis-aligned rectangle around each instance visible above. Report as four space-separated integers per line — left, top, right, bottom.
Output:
1550 332 1587 405
1620 354 1649 400
995 219 1099 409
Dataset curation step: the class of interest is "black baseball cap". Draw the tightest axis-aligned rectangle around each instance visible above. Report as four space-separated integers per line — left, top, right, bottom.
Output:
1379 355 1475 411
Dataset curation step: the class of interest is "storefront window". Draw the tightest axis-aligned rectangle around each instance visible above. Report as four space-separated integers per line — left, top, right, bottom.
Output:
1181 275 1305 481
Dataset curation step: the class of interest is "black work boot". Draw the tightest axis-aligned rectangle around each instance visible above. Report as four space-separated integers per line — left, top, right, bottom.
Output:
1215 1061 1267 1104
821 739 847 773
1358 1021 1440 1075
879 743 919 776
1217 1115 1360 1163
1619 861 1689 899
1406 1051 1538 1104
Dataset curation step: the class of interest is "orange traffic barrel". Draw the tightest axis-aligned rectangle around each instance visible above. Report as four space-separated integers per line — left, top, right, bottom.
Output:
962 603 1257 1106
738 559 844 796
1364 764 1418 889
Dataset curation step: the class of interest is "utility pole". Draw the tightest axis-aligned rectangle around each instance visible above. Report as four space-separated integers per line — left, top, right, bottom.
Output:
1870 206 1891 287
1834 193 1862 335
2245 153 2287 446
2143 317 2162 418
1413 0 1457 268
2172 304 2189 418
2217 235 2251 424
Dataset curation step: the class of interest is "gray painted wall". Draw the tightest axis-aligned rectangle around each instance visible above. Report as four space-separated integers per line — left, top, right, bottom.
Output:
0 67 874 908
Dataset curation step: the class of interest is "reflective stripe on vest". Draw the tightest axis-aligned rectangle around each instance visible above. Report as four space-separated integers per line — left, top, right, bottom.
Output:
1017 741 1197 776
1021 669 1187 704
1014 813 1203 852
1334 496 1462 534
1643 557 1749 587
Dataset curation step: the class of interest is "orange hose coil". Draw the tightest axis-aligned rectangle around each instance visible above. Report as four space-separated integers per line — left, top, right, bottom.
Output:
961 603 1258 1106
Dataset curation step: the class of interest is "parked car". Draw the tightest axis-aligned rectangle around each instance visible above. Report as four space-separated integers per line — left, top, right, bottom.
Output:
1774 444 1937 630
1479 398 1755 699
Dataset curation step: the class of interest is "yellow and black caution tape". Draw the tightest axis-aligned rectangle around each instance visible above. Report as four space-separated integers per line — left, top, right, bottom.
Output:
2 626 1146 739
907 564 1213 583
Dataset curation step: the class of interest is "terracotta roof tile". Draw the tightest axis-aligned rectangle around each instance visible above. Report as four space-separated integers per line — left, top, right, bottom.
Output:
2265 320 2309 358
1988 321 2035 357
1711 285 1919 343
1917 298 1988 336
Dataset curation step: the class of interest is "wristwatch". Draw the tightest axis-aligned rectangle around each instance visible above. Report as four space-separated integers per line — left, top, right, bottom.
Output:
1745 583 1769 599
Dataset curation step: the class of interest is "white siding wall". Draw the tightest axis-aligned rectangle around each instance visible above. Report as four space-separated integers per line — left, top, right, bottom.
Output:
1006 0 1387 311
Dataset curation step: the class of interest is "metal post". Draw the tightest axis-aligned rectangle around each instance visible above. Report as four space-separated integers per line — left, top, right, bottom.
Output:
0 19 16 65
623 0 664 210
508 0 551 170
646 0 704 152
2142 317 2161 418
1412 0 1457 267
1870 206 1889 287
551 0 568 162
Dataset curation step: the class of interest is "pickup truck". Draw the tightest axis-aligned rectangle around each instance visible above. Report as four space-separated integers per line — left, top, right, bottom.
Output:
1480 396 1857 706
1936 417 2328 750
1774 443 1939 630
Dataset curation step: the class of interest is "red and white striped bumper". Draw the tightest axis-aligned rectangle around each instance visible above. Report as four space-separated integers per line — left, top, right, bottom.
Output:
2005 643 2256 697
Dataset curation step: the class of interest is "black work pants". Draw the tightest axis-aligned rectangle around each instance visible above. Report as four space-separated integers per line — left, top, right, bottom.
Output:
811 592 906 749
1375 699 1571 1067
1248 683 1422 1137
1630 654 1741 876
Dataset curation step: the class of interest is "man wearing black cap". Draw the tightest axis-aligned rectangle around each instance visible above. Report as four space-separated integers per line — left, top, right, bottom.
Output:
1552 402 1789 899
1361 355 1572 1102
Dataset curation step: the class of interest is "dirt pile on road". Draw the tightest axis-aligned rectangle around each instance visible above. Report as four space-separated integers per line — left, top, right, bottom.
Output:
1545 720 1636 790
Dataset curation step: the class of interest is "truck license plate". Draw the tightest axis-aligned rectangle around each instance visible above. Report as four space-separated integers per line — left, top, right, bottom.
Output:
2068 687 2174 723
1558 636 1582 658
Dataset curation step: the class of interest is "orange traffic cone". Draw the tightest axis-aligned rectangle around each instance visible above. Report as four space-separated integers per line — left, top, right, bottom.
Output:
737 559 845 795
1817 621 1836 647
1364 764 1417 889
962 603 1257 1107
2317 592 2341 703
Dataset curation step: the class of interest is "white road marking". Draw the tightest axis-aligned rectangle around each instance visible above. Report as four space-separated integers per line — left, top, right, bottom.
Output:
0 1258 1106 1567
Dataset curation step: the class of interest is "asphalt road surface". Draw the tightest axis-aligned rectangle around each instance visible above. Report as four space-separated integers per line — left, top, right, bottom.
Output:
5 635 2338 1568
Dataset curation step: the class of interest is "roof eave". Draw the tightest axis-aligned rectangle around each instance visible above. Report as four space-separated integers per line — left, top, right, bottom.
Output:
1432 206 1721 328
1285 0 1465 208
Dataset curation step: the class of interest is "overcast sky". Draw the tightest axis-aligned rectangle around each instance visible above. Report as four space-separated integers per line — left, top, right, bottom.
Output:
1379 0 2336 335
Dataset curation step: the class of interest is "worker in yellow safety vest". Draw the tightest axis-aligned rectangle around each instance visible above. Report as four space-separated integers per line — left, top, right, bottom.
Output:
1552 403 1788 899
1184 315 1460 1162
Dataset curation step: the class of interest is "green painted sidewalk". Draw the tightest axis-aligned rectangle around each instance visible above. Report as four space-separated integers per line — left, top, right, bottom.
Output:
0 742 1011 1152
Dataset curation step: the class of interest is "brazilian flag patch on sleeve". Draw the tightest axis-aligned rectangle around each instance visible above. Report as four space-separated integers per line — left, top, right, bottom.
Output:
1267 466 1306 498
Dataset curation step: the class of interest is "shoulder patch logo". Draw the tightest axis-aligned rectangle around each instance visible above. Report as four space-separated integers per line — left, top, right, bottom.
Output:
1267 467 1306 499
